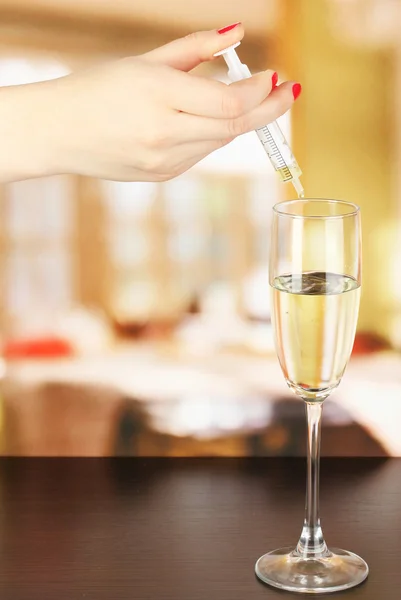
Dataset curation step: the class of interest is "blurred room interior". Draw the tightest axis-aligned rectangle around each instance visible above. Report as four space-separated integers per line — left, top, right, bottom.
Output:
0 0 400 456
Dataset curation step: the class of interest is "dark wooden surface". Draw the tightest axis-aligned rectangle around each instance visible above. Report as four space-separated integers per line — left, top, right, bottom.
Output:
0 458 399 599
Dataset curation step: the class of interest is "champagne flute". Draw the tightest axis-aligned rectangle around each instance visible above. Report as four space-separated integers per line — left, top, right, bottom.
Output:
255 199 368 593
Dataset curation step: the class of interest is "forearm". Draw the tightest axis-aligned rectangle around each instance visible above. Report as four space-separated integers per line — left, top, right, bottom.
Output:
0 81 65 183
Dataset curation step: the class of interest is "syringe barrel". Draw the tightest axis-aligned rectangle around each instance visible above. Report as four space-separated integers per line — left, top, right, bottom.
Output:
255 121 302 181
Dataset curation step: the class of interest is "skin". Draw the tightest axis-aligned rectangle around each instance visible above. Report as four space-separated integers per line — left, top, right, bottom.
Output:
0 25 299 183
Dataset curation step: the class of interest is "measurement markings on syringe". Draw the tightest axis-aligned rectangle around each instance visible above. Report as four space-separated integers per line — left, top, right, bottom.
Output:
258 126 292 181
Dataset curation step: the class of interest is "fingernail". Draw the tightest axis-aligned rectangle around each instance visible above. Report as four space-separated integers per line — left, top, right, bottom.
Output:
217 22 241 34
292 83 302 100
272 72 278 88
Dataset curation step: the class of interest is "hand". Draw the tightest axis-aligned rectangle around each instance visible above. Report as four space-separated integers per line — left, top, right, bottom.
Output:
0 24 301 183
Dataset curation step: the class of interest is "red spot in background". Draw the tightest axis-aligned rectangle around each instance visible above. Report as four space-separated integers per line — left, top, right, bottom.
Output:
3 337 74 360
352 332 391 356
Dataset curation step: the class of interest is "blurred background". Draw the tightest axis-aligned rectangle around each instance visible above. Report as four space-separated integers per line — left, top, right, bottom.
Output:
0 0 400 456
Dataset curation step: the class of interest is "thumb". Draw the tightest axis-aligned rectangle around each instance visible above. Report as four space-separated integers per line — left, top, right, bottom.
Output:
142 23 244 72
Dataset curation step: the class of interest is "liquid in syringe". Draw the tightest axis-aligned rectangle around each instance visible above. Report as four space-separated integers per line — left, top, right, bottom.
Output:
215 43 304 198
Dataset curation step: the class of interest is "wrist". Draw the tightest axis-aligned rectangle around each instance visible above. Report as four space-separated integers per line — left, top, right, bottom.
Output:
0 79 69 182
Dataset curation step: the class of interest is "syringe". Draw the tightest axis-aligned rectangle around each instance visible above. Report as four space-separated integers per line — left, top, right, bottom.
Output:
214 43 304 198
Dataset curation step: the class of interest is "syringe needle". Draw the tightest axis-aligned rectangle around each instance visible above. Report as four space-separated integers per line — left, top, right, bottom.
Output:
292 177 305 198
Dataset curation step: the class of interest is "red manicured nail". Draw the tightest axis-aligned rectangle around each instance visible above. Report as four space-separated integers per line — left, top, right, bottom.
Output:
217 22 241 34
292 83 302 100
271 72 278 88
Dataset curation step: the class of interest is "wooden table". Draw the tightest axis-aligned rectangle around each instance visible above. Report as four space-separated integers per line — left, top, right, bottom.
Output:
0 458 398 599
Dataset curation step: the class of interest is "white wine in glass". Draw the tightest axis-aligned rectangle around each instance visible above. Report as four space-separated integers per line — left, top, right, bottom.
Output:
273 271 360 400
255 199 368 594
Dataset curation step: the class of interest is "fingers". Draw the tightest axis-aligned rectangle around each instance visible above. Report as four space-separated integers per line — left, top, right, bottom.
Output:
142 24 244 72
175 82 299 141
165 69 277 118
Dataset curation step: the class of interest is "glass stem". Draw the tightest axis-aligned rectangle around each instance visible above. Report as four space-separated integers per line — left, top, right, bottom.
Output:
296 401 329 558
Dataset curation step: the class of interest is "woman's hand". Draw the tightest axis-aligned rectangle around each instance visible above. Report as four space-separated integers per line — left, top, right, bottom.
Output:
0 24 301 183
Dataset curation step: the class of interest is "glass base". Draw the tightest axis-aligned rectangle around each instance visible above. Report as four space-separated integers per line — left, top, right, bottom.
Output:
255 546 368 594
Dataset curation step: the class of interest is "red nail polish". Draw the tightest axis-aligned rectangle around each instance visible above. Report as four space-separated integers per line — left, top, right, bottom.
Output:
217 22 241 34
292 83 302 100
272 72 278 88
